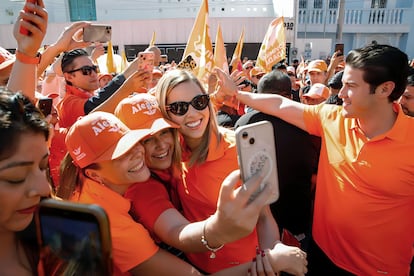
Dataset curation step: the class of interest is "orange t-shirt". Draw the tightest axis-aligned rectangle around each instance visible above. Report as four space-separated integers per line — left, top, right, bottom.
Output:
303 103 414 275
56 85 94 128
124 177 175 242
180 128 258 273
71 178 159 275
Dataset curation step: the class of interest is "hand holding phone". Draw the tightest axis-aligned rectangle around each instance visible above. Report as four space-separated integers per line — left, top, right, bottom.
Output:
37 97 53 116
235 121 279 205
335 43 344 56
36 199 113 275
137 51 154 73
19 0 37 35
83 25 112 43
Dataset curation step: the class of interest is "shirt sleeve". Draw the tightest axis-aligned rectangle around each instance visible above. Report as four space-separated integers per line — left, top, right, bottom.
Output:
84 74 126 114
125 179 175 233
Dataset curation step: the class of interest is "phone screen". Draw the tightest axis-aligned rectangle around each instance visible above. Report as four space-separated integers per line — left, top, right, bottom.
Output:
37 200 112 275
38 98 53 116
335 43 344 56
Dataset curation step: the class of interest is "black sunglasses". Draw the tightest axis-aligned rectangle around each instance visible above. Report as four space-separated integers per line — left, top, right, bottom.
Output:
66 65 98 76
166 94 210 116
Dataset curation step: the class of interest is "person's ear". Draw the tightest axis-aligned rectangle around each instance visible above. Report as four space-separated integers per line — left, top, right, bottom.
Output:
376 81 395 97
84 168 102 184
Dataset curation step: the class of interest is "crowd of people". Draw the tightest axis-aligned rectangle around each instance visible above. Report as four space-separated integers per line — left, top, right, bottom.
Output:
0 1 413 275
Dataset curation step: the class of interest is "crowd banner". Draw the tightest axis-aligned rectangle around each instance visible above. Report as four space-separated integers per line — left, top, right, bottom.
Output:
182 0 210 77
256 17 286 73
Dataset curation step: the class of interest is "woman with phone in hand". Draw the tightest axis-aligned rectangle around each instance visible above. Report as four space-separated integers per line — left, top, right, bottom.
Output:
57 111 282 275
0 89 51 275
115 94 279 266
154 69 308 275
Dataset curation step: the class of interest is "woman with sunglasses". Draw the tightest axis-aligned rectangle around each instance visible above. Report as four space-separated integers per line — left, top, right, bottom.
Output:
57 111 283 275
154 69 308 275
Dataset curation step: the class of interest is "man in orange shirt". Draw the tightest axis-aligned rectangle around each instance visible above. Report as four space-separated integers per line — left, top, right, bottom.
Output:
57 49 150 128
216 43 414 275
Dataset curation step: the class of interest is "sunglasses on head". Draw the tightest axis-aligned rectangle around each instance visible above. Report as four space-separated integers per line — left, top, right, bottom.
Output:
66 65 98 76
166 94 210 116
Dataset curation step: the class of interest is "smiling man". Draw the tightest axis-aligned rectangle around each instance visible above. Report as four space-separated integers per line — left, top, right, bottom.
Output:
215 43 414 275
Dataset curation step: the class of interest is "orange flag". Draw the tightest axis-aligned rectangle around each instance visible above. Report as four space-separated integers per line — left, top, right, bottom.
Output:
120 50 129 71
214 23 229 75
149 31 156 47
256 17 286 73
182 0 210 76
230 28 244 73
106 40 116 73
197 16 214 84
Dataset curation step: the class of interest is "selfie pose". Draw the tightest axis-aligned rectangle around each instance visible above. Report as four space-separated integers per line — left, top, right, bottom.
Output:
115 93 306 275
155 69 307 275
58 111 300 276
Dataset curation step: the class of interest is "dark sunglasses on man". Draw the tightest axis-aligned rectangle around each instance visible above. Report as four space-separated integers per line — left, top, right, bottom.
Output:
166 94 210 116
65 65 99 76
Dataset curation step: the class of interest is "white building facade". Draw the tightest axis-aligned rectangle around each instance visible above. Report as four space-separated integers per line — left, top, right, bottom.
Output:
0 0 413 62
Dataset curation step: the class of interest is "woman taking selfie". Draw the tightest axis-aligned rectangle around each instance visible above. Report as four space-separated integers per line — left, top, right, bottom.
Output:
58 111 289 275
154 69 307 275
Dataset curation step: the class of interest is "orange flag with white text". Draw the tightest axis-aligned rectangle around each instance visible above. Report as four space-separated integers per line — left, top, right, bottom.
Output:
214 24 229 74
182 0 210 76
256 17 286 73
230 28 244 73
197 15 214 84
106 40 116 73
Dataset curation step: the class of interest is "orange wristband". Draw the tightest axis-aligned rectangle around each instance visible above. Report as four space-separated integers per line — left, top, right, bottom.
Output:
15 50 41 64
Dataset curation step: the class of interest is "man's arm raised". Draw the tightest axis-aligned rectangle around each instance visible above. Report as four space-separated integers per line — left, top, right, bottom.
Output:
214 67 308 131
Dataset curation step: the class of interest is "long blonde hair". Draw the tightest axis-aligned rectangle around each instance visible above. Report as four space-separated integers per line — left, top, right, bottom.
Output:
155 69 221 166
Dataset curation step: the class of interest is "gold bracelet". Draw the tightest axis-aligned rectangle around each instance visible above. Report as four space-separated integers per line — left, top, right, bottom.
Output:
201 218 224 259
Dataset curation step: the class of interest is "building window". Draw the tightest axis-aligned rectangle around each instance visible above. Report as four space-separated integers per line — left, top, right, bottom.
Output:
329 0 338 9
371 0 386 8
68 0 96 21
314 0 323 9
299 0 308 9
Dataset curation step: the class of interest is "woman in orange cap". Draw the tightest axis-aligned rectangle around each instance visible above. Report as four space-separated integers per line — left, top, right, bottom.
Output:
58 111 293 275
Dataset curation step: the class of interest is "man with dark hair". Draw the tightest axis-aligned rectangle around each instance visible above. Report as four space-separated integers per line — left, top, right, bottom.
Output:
217 44 414 275
57 48 148 128
399 67 414 117
235 70 319 252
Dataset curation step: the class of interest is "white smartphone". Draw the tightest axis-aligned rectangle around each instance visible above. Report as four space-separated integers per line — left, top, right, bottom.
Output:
137 51 154 72
235 121 279 205
36 199 113 275
83 25 112 43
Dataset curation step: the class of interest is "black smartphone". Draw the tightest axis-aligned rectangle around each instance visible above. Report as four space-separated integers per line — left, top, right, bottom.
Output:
38 98 53 116
36 199 113 275
83 25 112 43
335 43 345 56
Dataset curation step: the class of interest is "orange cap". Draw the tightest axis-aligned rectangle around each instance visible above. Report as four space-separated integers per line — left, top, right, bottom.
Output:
306 59 328 73
250 66 265 78
303 83 330 99
0 47 15 71
65 111 151 168
114 93 179 134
